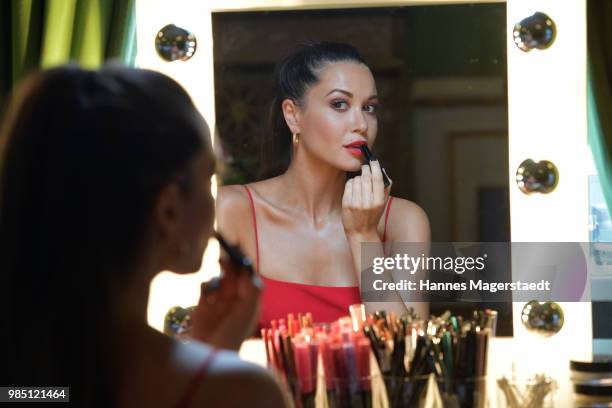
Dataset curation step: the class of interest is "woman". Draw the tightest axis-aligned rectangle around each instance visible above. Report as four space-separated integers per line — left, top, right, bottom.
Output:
217 42 430 328
0 66 287 407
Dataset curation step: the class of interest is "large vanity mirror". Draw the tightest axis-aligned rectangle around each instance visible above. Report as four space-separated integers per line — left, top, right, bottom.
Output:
211 2 512 334
135 0 602 399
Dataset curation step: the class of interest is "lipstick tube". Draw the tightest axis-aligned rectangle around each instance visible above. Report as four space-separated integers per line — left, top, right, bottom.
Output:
359 145 391 187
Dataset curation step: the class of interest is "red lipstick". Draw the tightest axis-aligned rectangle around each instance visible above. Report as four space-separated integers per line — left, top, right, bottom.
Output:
344 140 367 157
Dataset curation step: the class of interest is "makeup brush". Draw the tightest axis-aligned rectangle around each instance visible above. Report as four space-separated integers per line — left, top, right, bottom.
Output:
359 145 391 187
214 231 255 277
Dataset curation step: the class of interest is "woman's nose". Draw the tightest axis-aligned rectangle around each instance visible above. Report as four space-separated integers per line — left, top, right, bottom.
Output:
352 109 368 134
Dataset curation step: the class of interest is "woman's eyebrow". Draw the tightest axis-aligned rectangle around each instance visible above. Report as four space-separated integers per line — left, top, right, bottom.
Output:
326 89 353 97
326 89 378 101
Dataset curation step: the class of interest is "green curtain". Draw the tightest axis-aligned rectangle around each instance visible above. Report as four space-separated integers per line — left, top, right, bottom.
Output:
1 0 136 106
588 0 612 216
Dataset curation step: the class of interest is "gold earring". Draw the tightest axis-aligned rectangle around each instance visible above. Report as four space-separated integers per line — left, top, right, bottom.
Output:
292 132 300 146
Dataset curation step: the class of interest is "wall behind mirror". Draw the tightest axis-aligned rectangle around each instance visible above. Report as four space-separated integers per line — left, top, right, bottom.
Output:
212 3 512 334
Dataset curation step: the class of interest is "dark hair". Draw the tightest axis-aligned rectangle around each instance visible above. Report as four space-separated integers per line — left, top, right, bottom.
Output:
260 41 367 179
0 66 208 406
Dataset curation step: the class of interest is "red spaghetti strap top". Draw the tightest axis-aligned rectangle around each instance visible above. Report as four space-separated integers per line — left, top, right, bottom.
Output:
175 348 218 408
243 186 394 328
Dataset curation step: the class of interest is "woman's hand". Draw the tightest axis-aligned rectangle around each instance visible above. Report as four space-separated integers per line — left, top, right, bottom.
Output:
190 257 262 350
342 160 391 240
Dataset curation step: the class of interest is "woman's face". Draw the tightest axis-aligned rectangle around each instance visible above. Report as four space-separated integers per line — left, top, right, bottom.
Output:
172 147 216 273
294 61 379 172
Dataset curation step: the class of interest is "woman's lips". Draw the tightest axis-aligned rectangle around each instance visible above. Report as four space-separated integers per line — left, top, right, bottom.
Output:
344 141 366 158
345 146 363 157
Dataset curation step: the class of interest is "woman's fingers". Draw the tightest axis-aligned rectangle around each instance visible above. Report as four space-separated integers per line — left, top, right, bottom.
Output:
236 270 262 298
360 164 373 208
352 176 362 208
343 166 385 211
342 178 353 208
201 278 220 305
369 160 386 205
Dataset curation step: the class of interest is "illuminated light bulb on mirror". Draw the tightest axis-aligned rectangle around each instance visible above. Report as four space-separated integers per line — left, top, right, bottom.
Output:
155 24 197 62
521 300 564 337
163 305 195 337
513 12 556 52
516 159 559 195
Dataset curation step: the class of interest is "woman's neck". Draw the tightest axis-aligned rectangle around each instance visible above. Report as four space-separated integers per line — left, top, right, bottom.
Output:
109 262 160 362
278 149 347 225
109 277 175 408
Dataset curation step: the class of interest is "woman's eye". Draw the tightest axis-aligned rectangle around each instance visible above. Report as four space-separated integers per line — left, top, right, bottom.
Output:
331 100 348 110
363 103 379 113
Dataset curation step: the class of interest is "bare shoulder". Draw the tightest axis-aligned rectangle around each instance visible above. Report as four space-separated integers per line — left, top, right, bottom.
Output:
388 197 428 220
171 341 288 407
216 185 249 214
205 365 288 407
387 196 430 242
216 185 252 244
216 179 276 212
194 351 289 407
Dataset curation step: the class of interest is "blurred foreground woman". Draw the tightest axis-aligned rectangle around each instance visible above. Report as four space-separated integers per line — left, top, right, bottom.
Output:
0 66 287 407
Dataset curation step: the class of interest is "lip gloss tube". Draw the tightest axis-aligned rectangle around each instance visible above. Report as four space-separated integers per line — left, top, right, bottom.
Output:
359 145 391 187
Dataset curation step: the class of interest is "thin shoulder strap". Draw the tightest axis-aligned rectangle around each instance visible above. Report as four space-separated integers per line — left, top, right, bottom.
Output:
382 196 394 243
175 348 218 408
242 185 260 273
